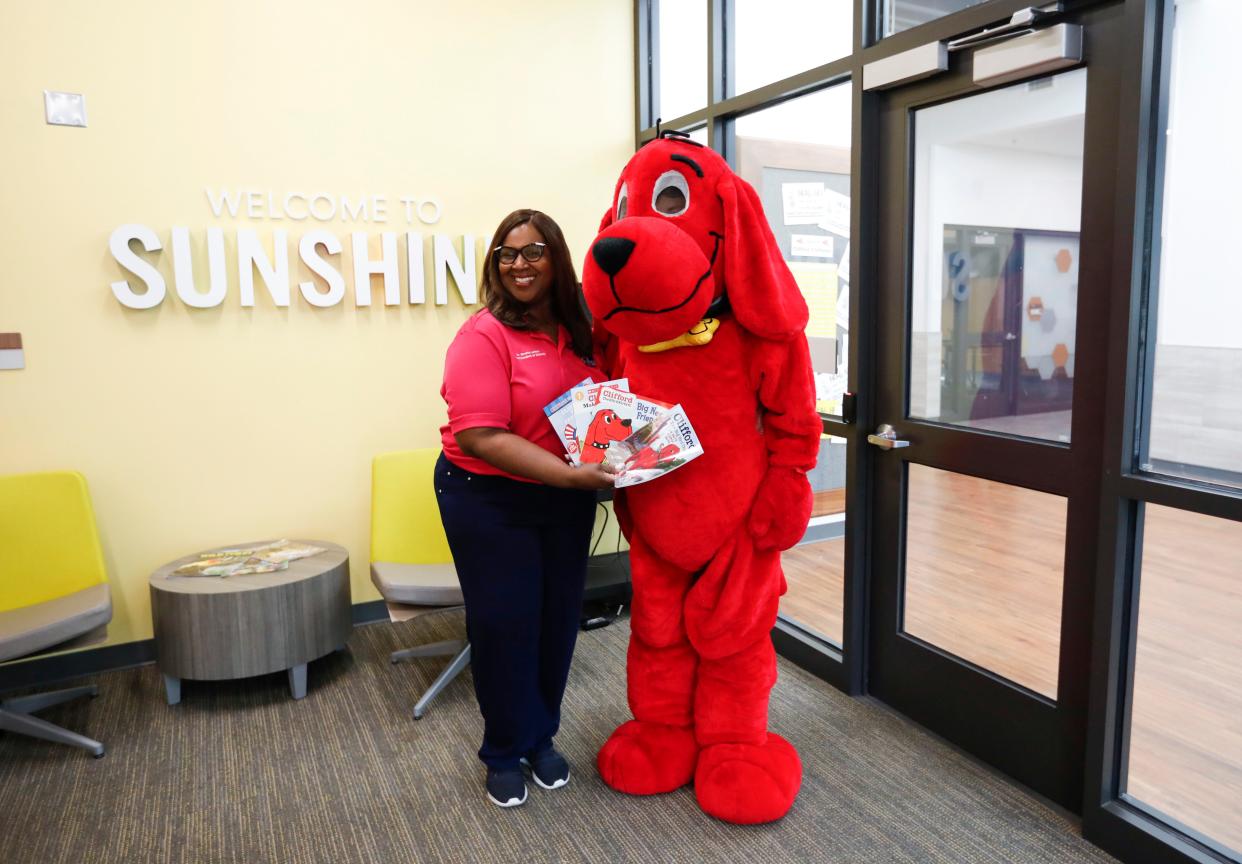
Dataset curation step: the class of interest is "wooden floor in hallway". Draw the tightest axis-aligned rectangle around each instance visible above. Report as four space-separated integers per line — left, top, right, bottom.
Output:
779 467 1242 855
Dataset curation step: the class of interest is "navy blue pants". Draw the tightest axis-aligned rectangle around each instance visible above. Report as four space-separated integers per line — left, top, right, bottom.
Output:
434 453 596 770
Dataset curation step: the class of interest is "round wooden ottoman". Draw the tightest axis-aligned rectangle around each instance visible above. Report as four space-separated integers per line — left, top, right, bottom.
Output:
149 540 350 704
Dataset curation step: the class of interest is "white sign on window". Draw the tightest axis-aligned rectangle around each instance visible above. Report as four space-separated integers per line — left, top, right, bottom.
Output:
781 182 828 225
816 188 851 238
791 234 834 259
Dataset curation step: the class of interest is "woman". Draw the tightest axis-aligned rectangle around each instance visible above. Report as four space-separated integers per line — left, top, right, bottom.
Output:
436 208 615 808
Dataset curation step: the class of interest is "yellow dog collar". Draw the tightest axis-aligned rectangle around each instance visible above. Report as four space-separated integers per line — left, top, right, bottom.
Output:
638 317 721 354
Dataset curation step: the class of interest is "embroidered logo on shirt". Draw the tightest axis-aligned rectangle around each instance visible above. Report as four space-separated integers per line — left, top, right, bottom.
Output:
514 349 546 360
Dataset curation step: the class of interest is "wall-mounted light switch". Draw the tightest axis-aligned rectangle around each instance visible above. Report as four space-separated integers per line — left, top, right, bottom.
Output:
44 91 87 127
0 333 25 370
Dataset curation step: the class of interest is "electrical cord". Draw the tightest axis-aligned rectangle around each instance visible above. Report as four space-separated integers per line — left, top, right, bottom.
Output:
590 500 609 557
581 500 629 630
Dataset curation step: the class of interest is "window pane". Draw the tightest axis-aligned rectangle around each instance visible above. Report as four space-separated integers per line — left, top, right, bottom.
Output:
1146 0 1242 489
909 69 1085 443
903 465 1065 699
735 83 852 417
1125 504 1242 857
883 0 987 38
658 0 707 122
734 85 851 646
733 0 852 95
780 435 846 646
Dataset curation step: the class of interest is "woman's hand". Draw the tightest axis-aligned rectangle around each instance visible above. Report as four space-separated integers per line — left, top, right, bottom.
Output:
563 460 617 491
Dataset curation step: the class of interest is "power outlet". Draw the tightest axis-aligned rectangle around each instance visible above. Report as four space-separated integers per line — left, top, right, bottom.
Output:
44 91 87 127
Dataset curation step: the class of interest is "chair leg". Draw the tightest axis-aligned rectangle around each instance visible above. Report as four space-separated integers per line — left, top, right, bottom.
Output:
413 643 471 721
390 638 467 664
2 685 98 715
0 706 105 757
163 674 182 706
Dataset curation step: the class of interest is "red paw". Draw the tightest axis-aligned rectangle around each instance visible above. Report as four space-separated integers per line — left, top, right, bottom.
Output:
597 720 699 795
694 733 801 824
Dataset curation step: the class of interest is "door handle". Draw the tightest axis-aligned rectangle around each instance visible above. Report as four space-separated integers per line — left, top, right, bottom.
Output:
868 424 910 450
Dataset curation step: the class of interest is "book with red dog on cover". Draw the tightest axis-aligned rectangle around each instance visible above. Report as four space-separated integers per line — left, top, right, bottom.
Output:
544 380 703 486
572 383 638 466
542 376 597 463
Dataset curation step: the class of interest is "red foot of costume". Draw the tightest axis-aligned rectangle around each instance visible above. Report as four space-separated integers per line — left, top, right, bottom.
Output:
584 135 821 824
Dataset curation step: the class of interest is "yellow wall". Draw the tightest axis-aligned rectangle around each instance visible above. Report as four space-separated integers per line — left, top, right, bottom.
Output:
0 1 634 647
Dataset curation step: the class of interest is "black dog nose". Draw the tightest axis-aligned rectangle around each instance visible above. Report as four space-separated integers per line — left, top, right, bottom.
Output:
592 237 636 277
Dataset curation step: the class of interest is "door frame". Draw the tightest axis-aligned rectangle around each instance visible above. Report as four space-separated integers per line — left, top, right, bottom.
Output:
1084 1 1242 862
863 1 1127 811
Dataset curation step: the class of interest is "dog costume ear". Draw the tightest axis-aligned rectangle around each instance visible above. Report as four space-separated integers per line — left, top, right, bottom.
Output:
598 174 622 233
719 173 809 340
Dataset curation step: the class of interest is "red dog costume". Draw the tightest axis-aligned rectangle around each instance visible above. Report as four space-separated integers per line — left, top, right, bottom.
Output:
582 134 820 824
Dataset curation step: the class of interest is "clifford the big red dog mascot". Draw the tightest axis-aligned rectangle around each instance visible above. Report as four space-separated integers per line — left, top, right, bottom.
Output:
582 132 820 824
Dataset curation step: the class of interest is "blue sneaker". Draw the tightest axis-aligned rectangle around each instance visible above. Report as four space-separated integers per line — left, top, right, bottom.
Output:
520 747 571 790
485 767 528 807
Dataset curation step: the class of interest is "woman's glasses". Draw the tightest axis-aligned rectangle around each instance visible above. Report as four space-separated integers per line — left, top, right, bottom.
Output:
494 242 547 265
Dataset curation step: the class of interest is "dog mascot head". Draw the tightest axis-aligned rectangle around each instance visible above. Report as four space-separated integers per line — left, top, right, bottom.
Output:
583 133 809 346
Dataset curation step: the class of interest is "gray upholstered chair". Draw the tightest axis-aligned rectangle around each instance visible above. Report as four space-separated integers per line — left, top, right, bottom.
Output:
370 450 469 720
0 471 112 757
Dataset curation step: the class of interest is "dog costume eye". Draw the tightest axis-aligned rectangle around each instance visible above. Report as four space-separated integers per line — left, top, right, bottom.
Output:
652 170 690 217
616 183 629 220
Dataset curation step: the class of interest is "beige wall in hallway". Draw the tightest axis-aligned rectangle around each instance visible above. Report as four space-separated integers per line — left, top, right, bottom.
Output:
0 1 634 647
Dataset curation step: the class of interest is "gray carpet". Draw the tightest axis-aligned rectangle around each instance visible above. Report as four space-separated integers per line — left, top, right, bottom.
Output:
0 614 1118 864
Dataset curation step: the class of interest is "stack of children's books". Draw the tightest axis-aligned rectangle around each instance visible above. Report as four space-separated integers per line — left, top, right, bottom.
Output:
544 378 703 488
171 540 325 578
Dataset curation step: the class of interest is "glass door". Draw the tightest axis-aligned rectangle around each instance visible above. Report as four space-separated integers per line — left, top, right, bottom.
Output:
867 2 1126 809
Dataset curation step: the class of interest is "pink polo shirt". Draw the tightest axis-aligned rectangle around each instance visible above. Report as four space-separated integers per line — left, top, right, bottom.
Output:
439 309 602 481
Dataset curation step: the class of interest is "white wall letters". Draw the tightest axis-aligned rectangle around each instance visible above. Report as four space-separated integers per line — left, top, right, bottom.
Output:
109 224 167 309
203 188 440 225
406 232 425 305
351 231 400 306
108 226 480 310
172 226 228 308
433 233 477 306
298 231 345 307
113 188 473 311
238 229 290 307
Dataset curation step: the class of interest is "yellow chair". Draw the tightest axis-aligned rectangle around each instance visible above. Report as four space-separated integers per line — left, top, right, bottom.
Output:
370 449 469 720
0 471 112 757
